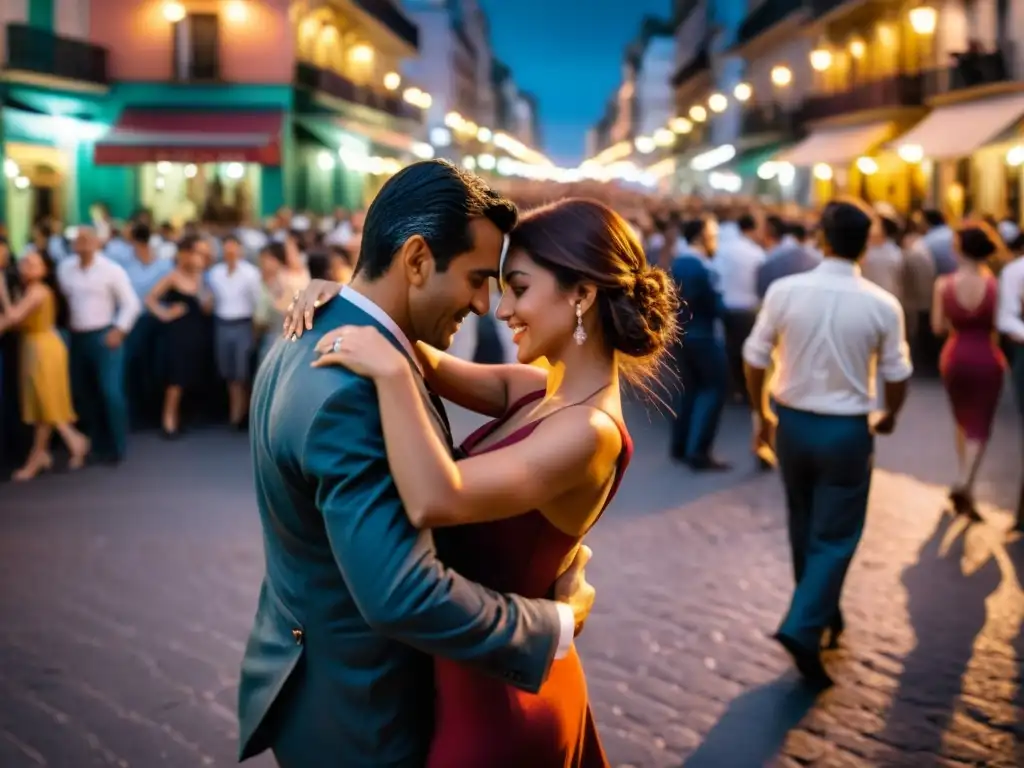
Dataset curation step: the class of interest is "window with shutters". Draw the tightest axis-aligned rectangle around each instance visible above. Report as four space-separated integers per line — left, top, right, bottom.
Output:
172 13 220 81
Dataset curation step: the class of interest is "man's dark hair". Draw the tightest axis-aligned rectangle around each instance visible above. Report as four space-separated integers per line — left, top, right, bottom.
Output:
880 216 901 241
788 222 807 241
820 200 874 261
130 223 151 244
354 160 517 280
922 209 946 229
737 213 758 233
178 234 201 253
681 218 707 244
223 233 241 246
765 215 787 243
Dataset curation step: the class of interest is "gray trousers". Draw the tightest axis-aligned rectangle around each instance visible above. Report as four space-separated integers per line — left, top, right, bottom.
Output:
775 404 875 649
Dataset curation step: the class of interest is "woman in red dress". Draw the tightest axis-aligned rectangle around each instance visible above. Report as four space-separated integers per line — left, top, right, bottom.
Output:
931 222 1008 519
312 198 678 767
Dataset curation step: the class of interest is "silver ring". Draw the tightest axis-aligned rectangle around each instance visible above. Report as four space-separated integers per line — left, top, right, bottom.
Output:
332 336 342 353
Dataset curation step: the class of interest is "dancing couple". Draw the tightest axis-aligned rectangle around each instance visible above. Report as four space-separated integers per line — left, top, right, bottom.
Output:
237 160 678 766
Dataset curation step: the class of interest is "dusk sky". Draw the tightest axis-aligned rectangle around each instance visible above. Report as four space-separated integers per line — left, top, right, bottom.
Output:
479 0 673 166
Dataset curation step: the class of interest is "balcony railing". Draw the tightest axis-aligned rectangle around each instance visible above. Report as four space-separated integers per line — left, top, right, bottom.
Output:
4 23 108 86
354 0 419 50
735 0 804 48
295 62 422 122
741 103 799 137
800 74 924 122
923 50 1015 97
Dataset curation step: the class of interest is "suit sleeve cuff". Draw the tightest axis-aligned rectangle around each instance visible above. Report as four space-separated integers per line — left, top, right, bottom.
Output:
554 603 575 660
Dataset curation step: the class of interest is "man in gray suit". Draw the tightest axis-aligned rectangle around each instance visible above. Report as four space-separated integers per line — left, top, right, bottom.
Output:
238 161 592 766
757 216 820 299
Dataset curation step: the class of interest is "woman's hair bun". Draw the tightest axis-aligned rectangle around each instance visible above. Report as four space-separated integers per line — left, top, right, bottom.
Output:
605 266 679 359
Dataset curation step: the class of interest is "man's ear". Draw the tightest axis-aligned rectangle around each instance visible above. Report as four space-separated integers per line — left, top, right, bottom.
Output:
398 234 432 288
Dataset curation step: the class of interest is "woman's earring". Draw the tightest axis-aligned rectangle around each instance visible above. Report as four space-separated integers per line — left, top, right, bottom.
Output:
573 301 587 346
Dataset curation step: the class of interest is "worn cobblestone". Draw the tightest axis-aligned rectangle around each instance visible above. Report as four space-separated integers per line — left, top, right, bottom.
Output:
0 380 1021 767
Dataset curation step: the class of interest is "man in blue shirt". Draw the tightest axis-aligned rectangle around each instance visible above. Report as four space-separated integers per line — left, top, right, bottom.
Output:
669 217 730 470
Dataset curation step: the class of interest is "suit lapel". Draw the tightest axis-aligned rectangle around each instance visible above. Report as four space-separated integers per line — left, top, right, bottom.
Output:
326 298 453 451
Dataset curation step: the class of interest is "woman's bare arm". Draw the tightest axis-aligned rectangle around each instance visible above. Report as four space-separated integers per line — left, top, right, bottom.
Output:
0 283 46 330
930 277 947 336
416 342 548 417
370 365 619 528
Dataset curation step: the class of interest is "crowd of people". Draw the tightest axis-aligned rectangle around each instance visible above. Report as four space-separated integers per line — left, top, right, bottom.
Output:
0 184 1021 535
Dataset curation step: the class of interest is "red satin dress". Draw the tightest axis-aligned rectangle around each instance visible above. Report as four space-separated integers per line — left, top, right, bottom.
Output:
939 276 1007 440
427 390 633 768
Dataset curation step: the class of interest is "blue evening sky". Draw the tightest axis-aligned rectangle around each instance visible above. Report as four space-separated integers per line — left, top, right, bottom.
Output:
479 0 673 166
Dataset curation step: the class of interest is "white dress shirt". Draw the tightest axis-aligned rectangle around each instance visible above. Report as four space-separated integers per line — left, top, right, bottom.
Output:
339 287 576 659
208 260 262 320
997 256 1024 341
743 259 913 415
713 224 766 311
57 254 142 334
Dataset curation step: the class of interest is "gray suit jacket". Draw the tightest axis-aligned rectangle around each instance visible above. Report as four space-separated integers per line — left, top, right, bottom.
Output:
237 297 561 766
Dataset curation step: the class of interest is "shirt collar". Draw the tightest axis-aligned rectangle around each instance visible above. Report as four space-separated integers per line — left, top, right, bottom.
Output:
339 286 423 374
816 257 861 277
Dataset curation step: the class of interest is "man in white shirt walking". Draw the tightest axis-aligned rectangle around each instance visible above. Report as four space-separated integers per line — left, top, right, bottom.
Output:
743 199 913 687
58 227 142 463
996 250 1024 531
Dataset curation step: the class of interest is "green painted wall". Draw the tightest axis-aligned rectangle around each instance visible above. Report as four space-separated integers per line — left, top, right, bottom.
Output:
27 0 55 30
76 140 137 222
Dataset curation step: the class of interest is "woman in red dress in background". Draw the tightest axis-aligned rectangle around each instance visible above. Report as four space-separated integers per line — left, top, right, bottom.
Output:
313 198 678 767
931 222 1008 519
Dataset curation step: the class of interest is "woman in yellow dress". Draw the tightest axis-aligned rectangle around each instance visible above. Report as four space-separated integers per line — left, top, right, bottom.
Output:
0 249 90 480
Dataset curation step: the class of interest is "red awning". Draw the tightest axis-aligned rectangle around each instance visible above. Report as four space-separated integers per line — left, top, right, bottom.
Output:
93 110 284 166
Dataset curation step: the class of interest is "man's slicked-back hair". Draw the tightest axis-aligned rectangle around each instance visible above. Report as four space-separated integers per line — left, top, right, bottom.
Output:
354 160 518 280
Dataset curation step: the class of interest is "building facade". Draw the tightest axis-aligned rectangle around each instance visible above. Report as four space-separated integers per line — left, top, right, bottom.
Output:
2 0 427 253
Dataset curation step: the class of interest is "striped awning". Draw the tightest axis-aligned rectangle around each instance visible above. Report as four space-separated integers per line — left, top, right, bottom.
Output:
93 110 284 165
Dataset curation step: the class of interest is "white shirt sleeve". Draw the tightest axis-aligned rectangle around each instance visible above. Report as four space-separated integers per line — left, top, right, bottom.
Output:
997 263 1024 341
877 298 914 382
742 283 781 369
553 603 575 660
109 260 142 333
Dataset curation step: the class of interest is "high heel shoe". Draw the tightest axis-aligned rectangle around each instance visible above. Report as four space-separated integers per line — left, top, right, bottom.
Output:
68 437 91 470
12 452 53 482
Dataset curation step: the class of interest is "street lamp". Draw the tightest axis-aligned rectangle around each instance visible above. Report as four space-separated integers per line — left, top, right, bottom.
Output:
383 72 401 91
162 2 186 22
771 66 792 87
898 144 924 163
733 83 752 102
856 156 878 175
708 93 728 113
810 48 833 71
670 117 693 134
909 5 937 35
689 105 707 122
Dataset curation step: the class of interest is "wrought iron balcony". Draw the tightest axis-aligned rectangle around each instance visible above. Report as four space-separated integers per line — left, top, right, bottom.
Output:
741 103 799 137
735 0 804 48
923 50 1014 97
800 74 924 122
4 23 108 86
354 0 418 51
295 62 422 122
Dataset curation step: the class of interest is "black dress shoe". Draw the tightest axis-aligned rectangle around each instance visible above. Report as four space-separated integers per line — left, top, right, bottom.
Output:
687 455 733 472
774 632 833 688
824 612 845 650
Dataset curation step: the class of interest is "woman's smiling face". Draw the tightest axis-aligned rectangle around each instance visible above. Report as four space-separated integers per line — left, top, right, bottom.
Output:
496 248 574 364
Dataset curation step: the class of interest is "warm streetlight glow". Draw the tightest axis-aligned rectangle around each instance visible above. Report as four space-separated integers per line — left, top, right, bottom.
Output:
1007 145 1024 167
733 82 752 102
444 111 463 128
810 48 833 71
849 38 866 58
856 156 879 175
689 105 707 122
634 136 656 154
383 72 401 90
898 144 924 163
653 128 674 146
670 117 693 134
162 1 186 22
350 44 374 63
771 65 792 87
708 93 728 113
477 127 493 142
909 5 937 35
224 0 247 23
813 163 833 181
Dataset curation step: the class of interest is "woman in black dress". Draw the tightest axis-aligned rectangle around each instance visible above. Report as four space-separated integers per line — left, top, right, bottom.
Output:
145 245 209 437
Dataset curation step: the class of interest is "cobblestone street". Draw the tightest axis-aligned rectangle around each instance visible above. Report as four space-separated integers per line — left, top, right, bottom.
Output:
0 380 1022 767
